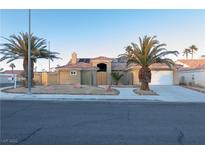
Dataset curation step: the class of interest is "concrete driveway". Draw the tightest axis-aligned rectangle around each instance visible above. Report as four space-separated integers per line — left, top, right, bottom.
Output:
147 85 205 102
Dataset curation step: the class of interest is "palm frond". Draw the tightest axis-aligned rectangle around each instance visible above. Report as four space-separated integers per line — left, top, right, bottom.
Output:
121 35 178 68
0 32 60 64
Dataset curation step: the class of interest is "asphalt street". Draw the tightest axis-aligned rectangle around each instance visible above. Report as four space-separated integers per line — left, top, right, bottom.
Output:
1 100 205 145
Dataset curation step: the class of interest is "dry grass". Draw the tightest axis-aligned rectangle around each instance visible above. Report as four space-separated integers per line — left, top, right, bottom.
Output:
4 85 119 95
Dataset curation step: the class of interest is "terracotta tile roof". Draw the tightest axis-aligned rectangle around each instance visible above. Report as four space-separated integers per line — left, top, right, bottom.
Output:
128 63 173 70
67 58 91 65
178 63 205 71
150 63 172 69
178 66 205 71
57 62 96 70
92 56 112 60
65 57 110 65
111 62 127 71
1 70 24 77
57 56 112 70
177 59 205 68
2 70 24 75
199 64 205 68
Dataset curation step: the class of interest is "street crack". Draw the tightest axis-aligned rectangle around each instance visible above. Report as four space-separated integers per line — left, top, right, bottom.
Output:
16 127 42 144
176 128 184 144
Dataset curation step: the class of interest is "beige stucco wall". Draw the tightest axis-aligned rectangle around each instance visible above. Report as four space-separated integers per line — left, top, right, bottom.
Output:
34 73 42 85
42 72 48 85
130 69 140 85
59 69 81 84
47 72 58 85
176 69 205 86
81 70 92 85
111 70 129 85
127 71 133 85
34 70 80 85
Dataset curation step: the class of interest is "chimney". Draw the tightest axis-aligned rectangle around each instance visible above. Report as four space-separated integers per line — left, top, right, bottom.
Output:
71 52 77 64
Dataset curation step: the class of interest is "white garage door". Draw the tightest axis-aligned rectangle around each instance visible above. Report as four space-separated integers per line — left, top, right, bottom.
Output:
150 70 173 85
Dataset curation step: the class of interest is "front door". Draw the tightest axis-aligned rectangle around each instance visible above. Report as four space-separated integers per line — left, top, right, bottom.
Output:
96 63 107 85
97 72 107 85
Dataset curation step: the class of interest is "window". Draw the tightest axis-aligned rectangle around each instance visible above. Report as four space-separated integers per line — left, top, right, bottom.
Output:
70 71 77 76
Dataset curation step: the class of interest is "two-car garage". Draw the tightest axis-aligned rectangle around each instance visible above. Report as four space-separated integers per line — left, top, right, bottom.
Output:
150 70 173 85
129 67 174 85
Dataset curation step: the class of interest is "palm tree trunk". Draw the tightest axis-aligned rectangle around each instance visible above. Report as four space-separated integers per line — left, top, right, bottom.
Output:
191 49 194 59
139 67 151 91
140 82 150 91
23 58 28 87
31 60 34 82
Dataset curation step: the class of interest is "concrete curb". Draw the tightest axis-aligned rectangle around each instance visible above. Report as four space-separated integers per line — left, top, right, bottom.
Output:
1 93 205 103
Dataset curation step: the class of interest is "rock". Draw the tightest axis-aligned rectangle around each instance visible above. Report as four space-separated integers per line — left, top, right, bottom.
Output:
105 85 112 92
73 83 82 88
134 89 158 95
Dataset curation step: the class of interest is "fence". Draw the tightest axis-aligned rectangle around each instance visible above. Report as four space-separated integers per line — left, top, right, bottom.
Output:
34 72 58 85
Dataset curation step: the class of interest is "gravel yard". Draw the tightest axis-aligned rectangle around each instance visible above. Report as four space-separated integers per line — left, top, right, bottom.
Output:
4 85 119 95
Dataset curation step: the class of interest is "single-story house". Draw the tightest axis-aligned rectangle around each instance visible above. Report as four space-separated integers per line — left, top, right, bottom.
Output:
175 59 205 87
34 52 176 86
2 70 24 78
1 70 24 81
0 70 24 86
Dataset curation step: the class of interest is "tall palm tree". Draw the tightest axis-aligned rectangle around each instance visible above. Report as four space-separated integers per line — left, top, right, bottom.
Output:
0 32 60 87
182 48 191 59
189 45 198 59
120 35 179 91
9 63 16 74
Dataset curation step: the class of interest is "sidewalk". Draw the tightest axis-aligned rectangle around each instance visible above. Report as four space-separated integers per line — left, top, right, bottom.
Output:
1 85 205 102
0 87 157 101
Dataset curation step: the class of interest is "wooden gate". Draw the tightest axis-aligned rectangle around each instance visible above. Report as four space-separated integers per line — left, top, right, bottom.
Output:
42 72 48 85
97 72 107 85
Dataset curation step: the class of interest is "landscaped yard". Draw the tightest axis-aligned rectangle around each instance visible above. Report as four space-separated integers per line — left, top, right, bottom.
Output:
4 85 119 95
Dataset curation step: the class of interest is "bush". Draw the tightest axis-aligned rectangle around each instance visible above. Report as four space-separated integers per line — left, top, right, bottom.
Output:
111 71 124 85
189 82 193 86
179 76 187 85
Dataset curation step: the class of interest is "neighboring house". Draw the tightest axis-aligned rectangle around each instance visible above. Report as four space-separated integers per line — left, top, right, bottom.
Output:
34 52 176 86
1 70 24 80
0 70 23 87
175 59 205 86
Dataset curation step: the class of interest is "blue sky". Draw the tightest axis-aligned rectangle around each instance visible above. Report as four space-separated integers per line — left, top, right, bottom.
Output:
1 9 205 71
